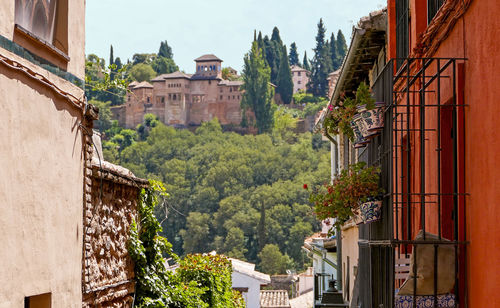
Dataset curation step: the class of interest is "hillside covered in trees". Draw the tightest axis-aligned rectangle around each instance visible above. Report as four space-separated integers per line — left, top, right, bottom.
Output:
99 116 330 274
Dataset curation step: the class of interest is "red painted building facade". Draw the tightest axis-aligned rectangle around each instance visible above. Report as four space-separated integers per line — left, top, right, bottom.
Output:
386 0 500 306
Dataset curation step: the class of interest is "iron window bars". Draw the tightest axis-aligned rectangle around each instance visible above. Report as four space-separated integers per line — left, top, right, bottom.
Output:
358 57 468 308
396 0 409 69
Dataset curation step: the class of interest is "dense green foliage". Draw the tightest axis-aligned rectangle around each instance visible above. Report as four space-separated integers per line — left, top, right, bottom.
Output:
128 183 244 307
241 41 275 133
104 117 330 274
289 42 300 66
276 46 294 104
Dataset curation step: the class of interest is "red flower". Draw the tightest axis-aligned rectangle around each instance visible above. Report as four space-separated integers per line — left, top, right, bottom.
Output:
303 184 308 190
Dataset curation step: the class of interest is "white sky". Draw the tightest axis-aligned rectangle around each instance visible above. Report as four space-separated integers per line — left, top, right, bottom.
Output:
85 0 386 72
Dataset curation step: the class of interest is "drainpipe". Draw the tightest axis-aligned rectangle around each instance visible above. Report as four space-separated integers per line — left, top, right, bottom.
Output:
324 131 342 292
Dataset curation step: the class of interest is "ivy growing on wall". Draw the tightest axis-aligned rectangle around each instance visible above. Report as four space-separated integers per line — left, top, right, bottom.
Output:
128 180 245 308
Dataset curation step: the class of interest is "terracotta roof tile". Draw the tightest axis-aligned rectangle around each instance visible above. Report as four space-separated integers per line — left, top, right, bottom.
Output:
133 81 153 89
260 290 291 308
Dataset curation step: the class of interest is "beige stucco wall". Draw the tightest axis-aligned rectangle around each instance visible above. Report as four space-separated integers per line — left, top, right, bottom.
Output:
0 68 84 307
341 224 359 303
0 1 86 305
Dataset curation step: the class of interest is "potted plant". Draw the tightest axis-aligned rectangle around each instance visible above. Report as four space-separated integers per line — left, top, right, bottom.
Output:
324 82 385 141
307 162 383 227
354 82 385 135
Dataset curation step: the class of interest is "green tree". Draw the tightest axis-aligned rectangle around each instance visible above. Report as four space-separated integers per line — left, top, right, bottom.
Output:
289 42 300 66
114 57 123 70
109 45 114 68
132 53 156 65
241 41 275 134
89 99 113 132
276 46 293 104
309 19 333 97
152 57 178 75
329 33 340 70
336 30 348 66
130 63 156 81
224 227 248 260
179 212 212 254
258 244 292 274
158 40 173 59
302 51 310 71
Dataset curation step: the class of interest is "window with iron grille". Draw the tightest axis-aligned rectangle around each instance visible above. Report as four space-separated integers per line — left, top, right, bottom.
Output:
428 0 445 24
396 0 409 69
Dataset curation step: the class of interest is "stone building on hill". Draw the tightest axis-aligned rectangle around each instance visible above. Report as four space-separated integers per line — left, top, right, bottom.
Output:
112 54 248 129
291 65 310 93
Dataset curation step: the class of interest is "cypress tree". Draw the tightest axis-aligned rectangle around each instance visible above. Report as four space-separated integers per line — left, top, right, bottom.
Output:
330 33 340 69
109 45 114 67
276 46 294 104
289 42 300 66
336 30 348 66
158 40 173 59
303 51 310 71
241 41 274 134
310 19 332 97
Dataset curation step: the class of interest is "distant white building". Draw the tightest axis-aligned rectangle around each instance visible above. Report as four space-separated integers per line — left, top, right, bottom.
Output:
231 258 271 308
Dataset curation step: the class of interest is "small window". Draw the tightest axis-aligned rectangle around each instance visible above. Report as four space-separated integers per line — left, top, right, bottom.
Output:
230 87 233 92
428 0 445 23
220 88 223 93
298 72 301 76
25 293 51 308
15 0 57 44
173 94 177 100
228 96 230 100
233 95 235 99
298 81 301 84
14 0 69 67
220 95 223 100
147 97 150 103
161 97 165 103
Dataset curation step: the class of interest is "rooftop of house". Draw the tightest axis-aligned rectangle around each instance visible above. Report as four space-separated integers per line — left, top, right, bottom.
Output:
128 81 139 88
230 258 271 284
291 65 309 72
260 290 291 308
151 71 192 82
194 54 223 62
133 81 154 89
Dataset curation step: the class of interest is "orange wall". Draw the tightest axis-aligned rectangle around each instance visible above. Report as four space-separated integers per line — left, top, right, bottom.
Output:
388 0 500 306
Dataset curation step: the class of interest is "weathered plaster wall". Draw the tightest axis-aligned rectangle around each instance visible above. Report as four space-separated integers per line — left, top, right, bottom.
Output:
0 60 84 307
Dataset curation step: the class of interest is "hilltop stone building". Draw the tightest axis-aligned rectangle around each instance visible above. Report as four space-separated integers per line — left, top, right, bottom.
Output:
112 54 247 129
291 65 310 93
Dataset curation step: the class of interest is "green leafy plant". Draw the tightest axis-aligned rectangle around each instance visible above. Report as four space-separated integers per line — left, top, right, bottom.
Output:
177 254 245 308
324 82 375 140
128 181 245 308
307 162 382 226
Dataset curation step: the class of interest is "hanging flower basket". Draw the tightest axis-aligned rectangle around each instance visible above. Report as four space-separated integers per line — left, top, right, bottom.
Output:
360 198 383 223
307 162 383 227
